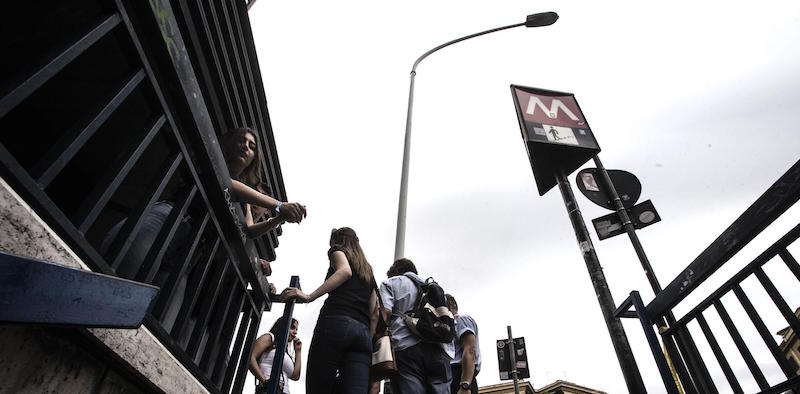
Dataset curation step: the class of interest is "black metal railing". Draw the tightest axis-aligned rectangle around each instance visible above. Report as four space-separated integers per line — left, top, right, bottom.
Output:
0 1 284 393
262 276 300 394
656 225 800 393
616 159 800 393
169 0 284 261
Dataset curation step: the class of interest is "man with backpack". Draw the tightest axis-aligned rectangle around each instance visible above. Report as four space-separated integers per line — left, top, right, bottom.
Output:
377 258 454 393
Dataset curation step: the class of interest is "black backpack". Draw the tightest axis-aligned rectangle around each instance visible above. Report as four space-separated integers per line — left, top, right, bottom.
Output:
398 274 455 343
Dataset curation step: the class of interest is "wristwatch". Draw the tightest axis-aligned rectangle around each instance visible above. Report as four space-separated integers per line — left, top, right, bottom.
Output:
460 381 471 390
274 201 282 215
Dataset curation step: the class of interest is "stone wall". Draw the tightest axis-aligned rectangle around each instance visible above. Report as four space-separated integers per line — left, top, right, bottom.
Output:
0 326 144 394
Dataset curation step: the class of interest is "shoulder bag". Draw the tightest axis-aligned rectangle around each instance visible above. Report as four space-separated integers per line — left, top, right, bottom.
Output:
370 278 397 382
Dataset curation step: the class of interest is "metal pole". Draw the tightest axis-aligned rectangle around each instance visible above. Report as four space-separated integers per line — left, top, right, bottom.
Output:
507 326 520 394
395 70 416 260
592 156 684 383
266 275 300 394
592 155 663 295
630 292 680 394
555 169 647 393
393 21 527 260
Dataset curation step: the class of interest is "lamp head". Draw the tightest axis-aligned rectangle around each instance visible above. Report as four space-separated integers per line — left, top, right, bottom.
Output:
525 12 559 28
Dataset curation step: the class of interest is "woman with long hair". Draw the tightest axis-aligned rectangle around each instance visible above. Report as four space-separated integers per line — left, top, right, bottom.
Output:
280 227 379 393
220 127 306 238
220 127 308 276
249 317 302 393
220 127 307 238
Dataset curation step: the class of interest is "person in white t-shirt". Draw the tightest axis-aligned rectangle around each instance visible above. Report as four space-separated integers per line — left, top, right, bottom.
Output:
249 317 302 393
446 294 481 394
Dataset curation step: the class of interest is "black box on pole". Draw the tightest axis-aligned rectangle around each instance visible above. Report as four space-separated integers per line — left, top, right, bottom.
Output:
496 337 530 380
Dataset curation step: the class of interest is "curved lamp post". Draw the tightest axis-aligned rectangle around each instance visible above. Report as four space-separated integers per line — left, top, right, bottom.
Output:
394 12 559 260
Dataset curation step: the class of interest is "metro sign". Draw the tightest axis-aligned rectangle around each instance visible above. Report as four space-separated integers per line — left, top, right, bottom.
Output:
526 97 581 125
511 85 601 195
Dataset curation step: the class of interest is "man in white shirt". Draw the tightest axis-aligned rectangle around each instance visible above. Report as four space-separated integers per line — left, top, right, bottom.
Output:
378 258 452 394
446 294 480 394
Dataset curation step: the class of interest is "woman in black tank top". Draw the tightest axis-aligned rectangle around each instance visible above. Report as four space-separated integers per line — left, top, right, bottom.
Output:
280 227 378 393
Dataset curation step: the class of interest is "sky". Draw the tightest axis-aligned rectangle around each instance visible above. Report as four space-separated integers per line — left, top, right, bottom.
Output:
244 1 800 392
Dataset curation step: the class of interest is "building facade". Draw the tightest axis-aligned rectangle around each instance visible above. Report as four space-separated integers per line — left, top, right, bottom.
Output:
479 380 606 394
777 307 800 375
0 1 285 393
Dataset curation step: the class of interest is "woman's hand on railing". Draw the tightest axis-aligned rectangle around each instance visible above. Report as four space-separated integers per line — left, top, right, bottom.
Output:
259 259 271 276
280 287 311 303
267 283 280 302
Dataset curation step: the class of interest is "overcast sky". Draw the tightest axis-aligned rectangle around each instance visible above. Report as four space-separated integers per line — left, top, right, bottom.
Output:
245 1 800 392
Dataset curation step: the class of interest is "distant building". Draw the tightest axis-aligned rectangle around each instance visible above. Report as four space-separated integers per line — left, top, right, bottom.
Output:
479 379 606 394
479 380 537 394
777 307 800 375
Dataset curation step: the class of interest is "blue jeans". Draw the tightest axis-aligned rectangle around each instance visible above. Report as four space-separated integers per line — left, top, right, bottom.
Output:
101 201 193 331
101 201 192 280
391 342 452 394
306 315 372 394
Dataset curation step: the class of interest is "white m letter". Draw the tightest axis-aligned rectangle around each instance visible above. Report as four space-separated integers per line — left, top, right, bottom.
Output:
526 97 579 121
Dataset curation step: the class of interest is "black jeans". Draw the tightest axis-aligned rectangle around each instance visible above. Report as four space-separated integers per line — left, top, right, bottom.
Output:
306 315 371 394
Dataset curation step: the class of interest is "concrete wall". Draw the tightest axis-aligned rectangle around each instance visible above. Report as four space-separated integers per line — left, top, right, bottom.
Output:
0 177 208 394
0 326 144 394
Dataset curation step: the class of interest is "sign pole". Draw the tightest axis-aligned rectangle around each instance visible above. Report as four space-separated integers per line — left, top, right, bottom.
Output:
554 169 647 393
592 156 663 295
592 156 683 389
507 326 520 394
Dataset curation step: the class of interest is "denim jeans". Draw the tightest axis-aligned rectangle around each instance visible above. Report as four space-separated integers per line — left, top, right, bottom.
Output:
306 315 372 394
101 201 193 331
391 342 452 394
101 201 193 280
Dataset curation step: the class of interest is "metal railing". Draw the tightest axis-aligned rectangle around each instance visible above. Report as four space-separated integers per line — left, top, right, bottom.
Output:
262 276 301 394
0 1 285 393
616 159 800 393
168 0 285 261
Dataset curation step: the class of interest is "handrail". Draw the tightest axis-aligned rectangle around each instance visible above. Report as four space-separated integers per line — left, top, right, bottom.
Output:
648 159 800 318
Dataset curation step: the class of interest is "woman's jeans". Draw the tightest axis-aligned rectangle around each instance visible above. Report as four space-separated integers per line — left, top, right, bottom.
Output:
306 315 372 394
101 201 193 331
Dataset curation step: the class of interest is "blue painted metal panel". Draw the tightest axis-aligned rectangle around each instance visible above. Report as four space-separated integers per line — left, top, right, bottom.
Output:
0 251 157 328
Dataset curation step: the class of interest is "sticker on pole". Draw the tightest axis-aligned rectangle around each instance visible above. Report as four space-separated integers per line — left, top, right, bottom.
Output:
592 199 661 240
511 84 601 196
580 172 600 192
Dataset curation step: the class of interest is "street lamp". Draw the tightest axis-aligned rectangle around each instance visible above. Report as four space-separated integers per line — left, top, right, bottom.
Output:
394 12 559 260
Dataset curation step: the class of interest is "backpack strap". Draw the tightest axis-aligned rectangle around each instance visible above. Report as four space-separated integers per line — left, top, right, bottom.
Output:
402 272 422 285
390 273 428 337
402 272 437 285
